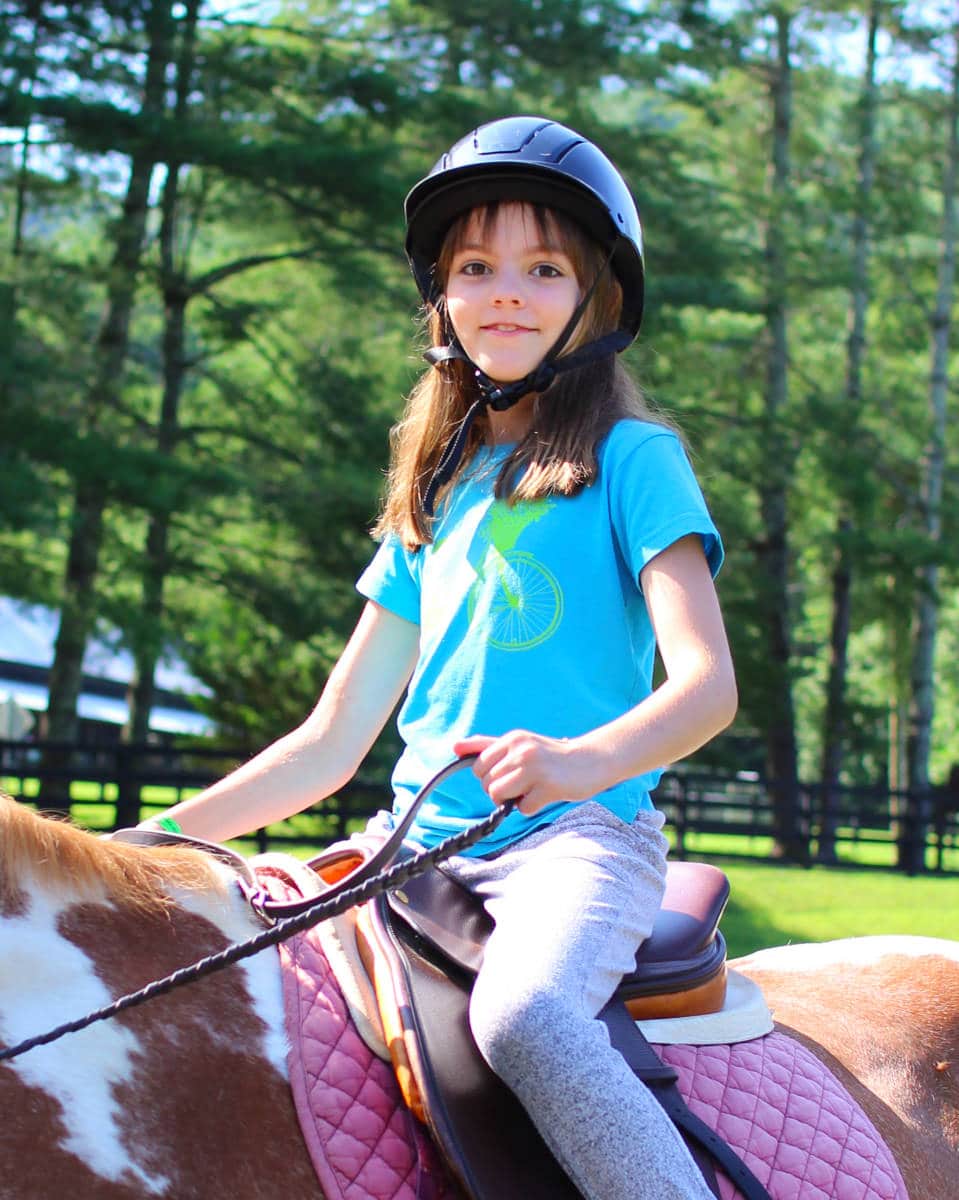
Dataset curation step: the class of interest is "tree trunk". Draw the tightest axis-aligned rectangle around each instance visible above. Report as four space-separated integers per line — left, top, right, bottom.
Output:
39 0 175 808
0 21 38 408
818 0 880 862
125 0 200 760
759 9 805 863
901 20 959 872
818 530 853 861
123 278 186 743
117 0 200 827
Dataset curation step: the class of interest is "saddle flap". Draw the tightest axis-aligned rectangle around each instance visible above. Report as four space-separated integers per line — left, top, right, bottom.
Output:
387 858 730 1003
359 893 584 1200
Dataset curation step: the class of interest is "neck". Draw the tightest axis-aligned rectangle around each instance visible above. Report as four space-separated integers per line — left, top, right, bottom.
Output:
486 395 534 445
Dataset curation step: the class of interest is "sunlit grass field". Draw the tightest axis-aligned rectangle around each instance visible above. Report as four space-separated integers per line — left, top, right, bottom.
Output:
667 830 959 956
711 859 958 957
8 784 958 961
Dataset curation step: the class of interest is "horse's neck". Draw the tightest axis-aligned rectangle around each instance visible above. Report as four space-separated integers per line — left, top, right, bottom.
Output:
0 864 316 1199
0 874 289 1077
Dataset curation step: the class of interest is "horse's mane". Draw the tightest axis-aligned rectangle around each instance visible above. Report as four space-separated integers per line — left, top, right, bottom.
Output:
0 794 228 914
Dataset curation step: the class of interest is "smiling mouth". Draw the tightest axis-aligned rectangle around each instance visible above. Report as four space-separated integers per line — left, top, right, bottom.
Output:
482 323 536 333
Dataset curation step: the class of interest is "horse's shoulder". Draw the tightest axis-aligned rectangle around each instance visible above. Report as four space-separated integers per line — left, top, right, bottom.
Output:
0 801 309 1199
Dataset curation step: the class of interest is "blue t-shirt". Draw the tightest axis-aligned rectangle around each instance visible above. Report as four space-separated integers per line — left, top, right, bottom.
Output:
356 419 723 854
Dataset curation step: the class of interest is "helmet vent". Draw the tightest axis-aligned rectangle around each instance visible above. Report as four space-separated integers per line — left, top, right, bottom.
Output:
551 136 584 163
480 120 551 155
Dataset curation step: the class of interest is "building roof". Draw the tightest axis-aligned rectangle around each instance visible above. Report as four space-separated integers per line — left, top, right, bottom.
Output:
0 597 213 736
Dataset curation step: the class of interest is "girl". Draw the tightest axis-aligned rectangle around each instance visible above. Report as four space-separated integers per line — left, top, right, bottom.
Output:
148 116 736 1200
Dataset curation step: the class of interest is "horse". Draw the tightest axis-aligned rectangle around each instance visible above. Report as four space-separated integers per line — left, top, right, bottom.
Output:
729 938 959 1199
0 794 956 1200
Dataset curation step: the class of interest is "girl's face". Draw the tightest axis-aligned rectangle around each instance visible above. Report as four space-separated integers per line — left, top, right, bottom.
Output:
443 204 582 385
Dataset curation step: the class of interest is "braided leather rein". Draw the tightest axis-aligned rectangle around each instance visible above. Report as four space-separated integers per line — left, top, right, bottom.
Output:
0 756 513 1063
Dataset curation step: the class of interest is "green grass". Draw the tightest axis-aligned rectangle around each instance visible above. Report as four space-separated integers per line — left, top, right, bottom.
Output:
3 779 194 807
714 859 959 957
669 831 959 955
68 797 370 860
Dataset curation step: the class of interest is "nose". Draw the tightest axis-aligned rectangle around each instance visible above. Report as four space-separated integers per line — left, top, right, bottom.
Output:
490 268 525 307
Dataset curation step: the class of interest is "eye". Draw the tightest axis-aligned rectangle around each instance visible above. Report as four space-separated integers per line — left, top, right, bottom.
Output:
531 262 566 278
458 260 491 276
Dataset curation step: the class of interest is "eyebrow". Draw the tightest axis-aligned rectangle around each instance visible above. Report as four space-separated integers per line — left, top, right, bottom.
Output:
453 241 567 256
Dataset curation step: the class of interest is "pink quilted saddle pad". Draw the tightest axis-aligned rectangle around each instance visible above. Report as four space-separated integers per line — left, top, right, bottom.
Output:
263 861 906 1200
278 913 458 1200
657 1040 908 1200
253 864 457 1200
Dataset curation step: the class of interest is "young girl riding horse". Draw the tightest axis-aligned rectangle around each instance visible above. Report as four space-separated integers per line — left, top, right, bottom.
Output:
147 116 737 1200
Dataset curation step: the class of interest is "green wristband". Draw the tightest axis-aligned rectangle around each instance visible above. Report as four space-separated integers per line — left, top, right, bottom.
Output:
157 815 182 834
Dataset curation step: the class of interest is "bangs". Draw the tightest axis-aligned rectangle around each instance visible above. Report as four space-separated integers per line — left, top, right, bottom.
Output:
437 201 603 287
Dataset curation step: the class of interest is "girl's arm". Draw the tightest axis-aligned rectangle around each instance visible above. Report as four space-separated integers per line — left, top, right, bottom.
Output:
144 601 419 842
456 534 737 813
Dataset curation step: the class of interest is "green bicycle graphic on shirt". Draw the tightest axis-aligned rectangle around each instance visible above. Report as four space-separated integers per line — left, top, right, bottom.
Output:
467 500 564 651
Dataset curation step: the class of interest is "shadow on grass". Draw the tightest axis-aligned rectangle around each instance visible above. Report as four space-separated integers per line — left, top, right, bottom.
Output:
688 853 815 959
719 892 802 960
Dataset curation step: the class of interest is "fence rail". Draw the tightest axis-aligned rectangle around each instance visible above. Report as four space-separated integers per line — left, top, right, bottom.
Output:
0 738 383 853
1 740 956 872
655 771 958 873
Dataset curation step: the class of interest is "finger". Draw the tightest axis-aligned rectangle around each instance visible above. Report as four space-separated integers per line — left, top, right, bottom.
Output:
501 779 542 814
488 765 528 806
457 736 520 786
453 735 497 760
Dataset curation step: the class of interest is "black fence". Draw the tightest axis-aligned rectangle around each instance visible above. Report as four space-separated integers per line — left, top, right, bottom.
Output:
0 738 382 853
655 770 959 873
1 739 957 873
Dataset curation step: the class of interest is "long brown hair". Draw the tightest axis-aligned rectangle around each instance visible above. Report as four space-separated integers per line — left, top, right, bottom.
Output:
374 202 666 549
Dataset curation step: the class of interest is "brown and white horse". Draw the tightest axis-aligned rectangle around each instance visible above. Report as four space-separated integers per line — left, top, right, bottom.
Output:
730 938 959 1199
0 796 318 1199
0 795 956 1200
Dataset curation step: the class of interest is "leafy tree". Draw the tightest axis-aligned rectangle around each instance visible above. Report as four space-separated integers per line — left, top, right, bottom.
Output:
2 0 958 868
817 0 883 861
900 7 959 870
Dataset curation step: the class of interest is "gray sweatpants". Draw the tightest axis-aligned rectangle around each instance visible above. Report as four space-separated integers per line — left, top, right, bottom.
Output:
440 802 714 1200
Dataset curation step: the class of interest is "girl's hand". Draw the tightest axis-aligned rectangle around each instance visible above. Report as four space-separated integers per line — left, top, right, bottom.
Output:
453 731 598 815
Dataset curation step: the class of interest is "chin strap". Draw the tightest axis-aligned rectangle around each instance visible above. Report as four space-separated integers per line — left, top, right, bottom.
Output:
422 253 627 516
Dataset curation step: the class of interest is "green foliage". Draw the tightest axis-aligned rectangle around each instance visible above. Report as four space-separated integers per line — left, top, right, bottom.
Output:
1 0 958 833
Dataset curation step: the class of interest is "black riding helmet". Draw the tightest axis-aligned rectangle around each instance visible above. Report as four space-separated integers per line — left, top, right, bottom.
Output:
405 116 646 514
405 115 645 341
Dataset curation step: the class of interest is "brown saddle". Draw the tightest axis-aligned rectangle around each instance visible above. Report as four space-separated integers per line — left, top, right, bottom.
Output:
354 856 769 1200
382 856 731 1021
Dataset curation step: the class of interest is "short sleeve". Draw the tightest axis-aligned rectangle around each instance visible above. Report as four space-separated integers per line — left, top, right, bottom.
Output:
356 535 421 625
605 426 723 584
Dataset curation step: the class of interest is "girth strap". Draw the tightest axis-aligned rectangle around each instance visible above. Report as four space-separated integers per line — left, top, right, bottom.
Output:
601 1000 772 1200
